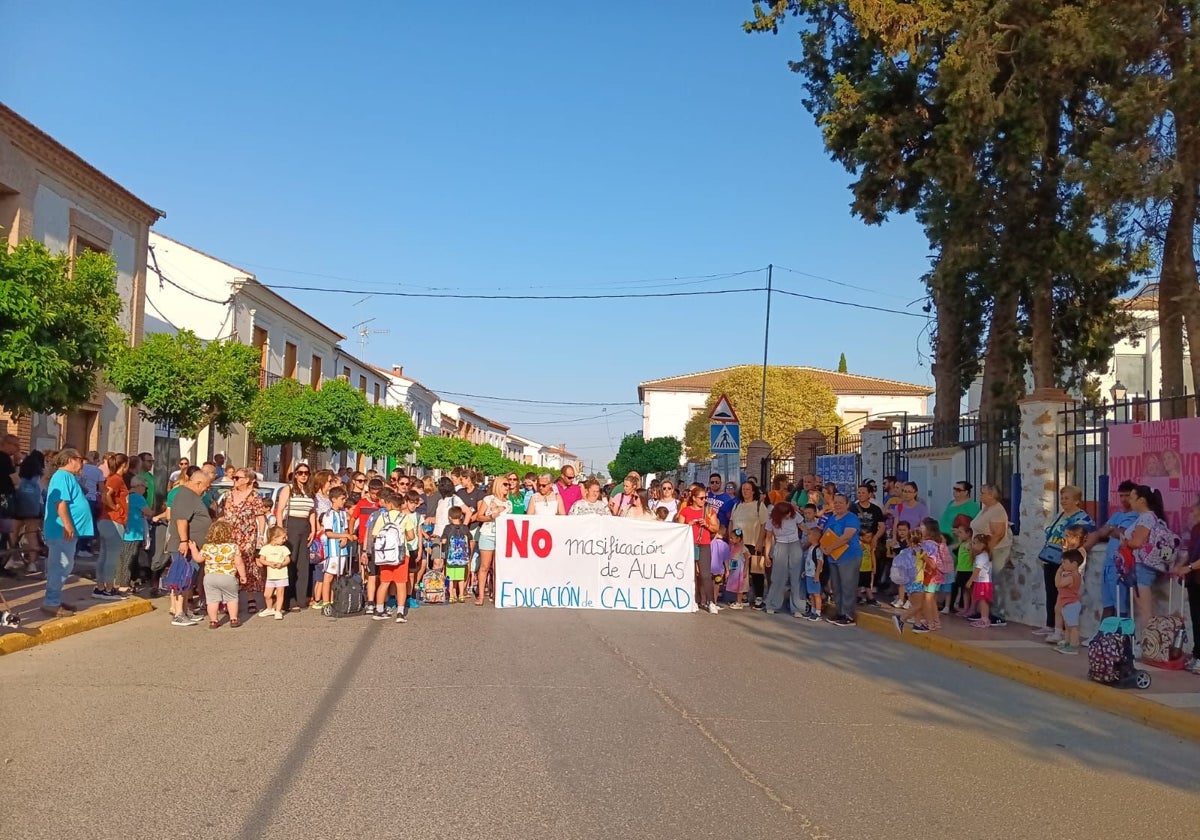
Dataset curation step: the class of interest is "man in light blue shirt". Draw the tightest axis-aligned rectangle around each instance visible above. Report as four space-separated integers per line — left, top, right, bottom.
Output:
1087 480 1140 619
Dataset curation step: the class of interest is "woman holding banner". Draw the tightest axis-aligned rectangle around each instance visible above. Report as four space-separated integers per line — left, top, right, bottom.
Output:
677 483 720 614
528 475 565 516
474 477 512 606
570 479 611 516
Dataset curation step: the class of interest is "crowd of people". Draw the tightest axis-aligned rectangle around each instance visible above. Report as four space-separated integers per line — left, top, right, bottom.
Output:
1 430 1198 675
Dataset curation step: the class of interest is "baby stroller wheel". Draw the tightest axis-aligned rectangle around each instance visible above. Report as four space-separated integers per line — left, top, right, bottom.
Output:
1134 671 1152 690
321 603 334 618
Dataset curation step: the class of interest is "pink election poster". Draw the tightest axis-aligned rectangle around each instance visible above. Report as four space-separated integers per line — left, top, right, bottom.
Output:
1108 418 1200 537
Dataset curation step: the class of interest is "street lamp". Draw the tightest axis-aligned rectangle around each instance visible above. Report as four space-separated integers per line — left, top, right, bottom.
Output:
1111 380 1128 423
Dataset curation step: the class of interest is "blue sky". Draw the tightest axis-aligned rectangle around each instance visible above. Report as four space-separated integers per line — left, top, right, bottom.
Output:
2 1 933 472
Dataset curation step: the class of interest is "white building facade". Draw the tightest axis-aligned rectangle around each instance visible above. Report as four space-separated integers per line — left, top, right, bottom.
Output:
140 232 391 479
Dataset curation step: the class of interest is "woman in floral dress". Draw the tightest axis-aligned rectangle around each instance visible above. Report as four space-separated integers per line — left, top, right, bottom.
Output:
220 469 268 613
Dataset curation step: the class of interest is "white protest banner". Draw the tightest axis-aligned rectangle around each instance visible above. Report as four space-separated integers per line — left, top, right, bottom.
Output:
495 515 697 612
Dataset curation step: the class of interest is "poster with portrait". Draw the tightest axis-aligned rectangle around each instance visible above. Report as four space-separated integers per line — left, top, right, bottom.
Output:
1107 418 1200 537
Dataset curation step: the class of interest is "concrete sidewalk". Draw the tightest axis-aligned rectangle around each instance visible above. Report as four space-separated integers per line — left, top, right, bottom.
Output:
855 601 1200 741
0 554 153 655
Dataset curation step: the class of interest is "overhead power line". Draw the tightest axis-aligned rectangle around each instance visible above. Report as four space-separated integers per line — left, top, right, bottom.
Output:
261 284 765 301
774 287 932 319
774 264 912 299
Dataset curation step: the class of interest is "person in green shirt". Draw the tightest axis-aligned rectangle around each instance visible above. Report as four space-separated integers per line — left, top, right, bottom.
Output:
506 471 526 515
137 451 158 511
939 481 981 547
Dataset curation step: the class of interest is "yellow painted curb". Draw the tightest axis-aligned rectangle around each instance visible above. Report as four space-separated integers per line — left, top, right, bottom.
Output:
0 598 155 656
855 611 1200 743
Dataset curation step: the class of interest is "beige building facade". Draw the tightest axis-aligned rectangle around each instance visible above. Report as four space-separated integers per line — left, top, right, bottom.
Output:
0 102 163 455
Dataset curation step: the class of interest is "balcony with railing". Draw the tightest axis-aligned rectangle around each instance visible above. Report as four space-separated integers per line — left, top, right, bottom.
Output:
261 369 283 388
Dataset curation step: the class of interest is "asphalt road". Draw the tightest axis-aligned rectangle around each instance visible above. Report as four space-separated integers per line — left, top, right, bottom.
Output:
1 604 1198 840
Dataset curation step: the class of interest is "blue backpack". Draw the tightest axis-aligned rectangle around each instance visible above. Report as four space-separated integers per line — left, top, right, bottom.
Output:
890 547 918 587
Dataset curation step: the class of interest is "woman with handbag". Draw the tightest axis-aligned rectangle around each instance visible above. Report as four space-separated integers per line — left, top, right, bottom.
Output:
1034 485 1094 636
729 482 769 609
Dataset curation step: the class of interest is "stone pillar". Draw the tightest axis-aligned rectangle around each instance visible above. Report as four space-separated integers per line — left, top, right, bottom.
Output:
1008 389 1075 628
746 439 771 487
859 420 892 485
793 429 826 478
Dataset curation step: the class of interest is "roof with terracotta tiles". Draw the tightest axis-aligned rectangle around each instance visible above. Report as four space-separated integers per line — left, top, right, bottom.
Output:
638 365 932 401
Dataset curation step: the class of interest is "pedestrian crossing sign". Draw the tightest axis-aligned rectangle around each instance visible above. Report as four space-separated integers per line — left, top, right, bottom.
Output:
710 422 740 453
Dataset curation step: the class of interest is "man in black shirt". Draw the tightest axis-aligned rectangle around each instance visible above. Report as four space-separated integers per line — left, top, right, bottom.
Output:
849 482 886 606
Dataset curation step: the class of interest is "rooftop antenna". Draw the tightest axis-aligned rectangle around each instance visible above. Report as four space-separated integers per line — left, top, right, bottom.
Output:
351 317 390 357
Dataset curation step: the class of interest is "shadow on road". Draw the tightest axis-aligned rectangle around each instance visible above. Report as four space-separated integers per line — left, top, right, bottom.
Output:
743 615 1199 794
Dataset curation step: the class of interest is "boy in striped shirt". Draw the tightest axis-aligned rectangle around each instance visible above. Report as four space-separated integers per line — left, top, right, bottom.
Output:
315 486 354 609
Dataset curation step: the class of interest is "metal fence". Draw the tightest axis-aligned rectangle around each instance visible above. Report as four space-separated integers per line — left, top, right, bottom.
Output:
1057 393 1197 523
883 412 1020 506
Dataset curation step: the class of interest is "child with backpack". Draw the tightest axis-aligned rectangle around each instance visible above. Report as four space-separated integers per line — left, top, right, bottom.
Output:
966 533 993 628
442 506 473 603
890 527 923 634
802 537 824 621
371 491 409 623
914 518 951 633
888 521 913 610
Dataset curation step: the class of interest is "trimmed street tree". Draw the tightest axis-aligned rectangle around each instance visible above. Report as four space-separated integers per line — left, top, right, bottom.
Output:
608 433 682 481
414 435 476 471
307 378 369 454
353 404 419 460
108 329 260 437
469 443 509 477
0 240 125 415
683 365 840 461
249 378 369 459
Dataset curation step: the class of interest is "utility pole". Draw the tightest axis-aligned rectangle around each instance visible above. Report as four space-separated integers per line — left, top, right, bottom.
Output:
759 263 772 439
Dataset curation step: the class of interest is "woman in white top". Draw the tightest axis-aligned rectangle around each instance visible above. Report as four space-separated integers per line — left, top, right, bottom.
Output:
527 474 565 516
569 479 611 516
650 479 680 520
474 477 512 606
762 501 806 616
623 490 659 521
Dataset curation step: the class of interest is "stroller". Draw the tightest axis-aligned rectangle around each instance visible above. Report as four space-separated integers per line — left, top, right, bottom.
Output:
1087 584 1151 690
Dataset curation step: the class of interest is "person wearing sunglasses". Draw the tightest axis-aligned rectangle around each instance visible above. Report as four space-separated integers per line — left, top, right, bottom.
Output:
221 469 269 612
347 472 368 506
650 481 679 520
528 475 565 516
274 465 317 611
555 466 582 514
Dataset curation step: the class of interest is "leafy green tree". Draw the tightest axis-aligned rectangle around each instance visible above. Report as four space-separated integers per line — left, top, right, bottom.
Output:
469 443 510 477
608 434 682 480
249 378 368 455
682 366 840 460
308 378 369 453
248 379 320 448
0 240 125 415
108 330 260 437
414 435 475 471
353 404 419 459
746 0 1145 429
837 353 847 373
